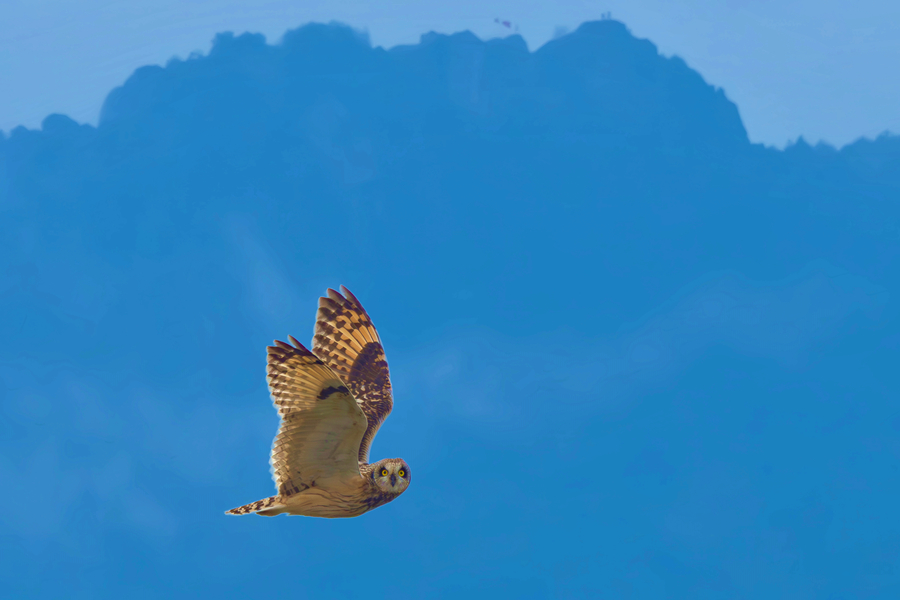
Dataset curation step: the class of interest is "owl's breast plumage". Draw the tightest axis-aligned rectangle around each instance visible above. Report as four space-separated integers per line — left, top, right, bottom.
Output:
279 473 393 518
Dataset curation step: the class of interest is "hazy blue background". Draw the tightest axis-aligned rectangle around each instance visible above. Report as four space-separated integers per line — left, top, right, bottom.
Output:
2 0 900 147
2 15 900 600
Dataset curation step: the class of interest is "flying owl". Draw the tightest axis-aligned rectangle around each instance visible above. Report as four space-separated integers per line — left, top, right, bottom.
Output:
226 286 410 518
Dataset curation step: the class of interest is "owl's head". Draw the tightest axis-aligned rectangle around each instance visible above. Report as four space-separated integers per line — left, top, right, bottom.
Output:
370 458 411 495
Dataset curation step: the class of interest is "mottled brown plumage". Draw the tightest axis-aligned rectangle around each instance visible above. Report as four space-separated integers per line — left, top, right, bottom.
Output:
226 287 410 518
313 286 393 464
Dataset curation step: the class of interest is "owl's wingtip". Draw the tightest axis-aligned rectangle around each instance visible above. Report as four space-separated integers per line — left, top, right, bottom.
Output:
287 335 307 350
339 285 363 308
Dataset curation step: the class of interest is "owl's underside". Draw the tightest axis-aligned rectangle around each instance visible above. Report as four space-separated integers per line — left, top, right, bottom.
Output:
227 461 406 517
226 287 411 518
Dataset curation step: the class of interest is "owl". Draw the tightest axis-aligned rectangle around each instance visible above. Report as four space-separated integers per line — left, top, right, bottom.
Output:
226 286 410 518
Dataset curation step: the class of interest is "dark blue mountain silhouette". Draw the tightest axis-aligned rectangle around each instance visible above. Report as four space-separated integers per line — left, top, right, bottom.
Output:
2 20 899 599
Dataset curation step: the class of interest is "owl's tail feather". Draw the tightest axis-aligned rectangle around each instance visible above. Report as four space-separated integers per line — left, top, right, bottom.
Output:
225 495 287 516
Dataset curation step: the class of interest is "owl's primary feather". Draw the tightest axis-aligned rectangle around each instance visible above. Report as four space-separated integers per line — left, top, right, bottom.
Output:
226 287 410 518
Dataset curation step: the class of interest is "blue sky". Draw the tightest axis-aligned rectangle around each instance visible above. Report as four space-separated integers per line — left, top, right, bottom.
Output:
1 0 899 147
2 13 900 600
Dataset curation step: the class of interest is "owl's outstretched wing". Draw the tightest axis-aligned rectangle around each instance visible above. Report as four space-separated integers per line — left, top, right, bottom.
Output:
312 286 393 464
267 337 367 498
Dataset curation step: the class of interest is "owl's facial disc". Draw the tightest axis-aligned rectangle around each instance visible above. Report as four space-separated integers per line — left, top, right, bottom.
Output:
372 459 411 494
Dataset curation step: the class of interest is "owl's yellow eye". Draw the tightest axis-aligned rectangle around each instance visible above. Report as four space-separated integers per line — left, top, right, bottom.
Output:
398 470 405 477
381 469 388 476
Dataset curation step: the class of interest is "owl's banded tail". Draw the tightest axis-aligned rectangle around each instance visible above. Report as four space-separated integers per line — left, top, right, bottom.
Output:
225 495 286 516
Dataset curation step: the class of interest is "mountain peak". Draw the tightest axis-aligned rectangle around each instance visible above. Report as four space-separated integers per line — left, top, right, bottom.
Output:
281 21 372 50
574 19 630 35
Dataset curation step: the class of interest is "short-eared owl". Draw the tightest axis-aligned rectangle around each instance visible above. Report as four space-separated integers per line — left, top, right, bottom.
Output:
226 286 410 518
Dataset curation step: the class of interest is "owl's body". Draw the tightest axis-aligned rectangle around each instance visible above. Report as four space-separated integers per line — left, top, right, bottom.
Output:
226 287 411 518
227 460 409 518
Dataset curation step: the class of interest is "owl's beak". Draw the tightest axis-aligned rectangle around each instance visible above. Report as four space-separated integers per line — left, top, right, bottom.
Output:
390 474 397 486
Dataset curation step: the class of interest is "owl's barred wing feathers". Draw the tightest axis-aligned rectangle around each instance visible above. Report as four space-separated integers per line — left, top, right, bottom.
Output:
313 287 393 464
266 337 368 498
